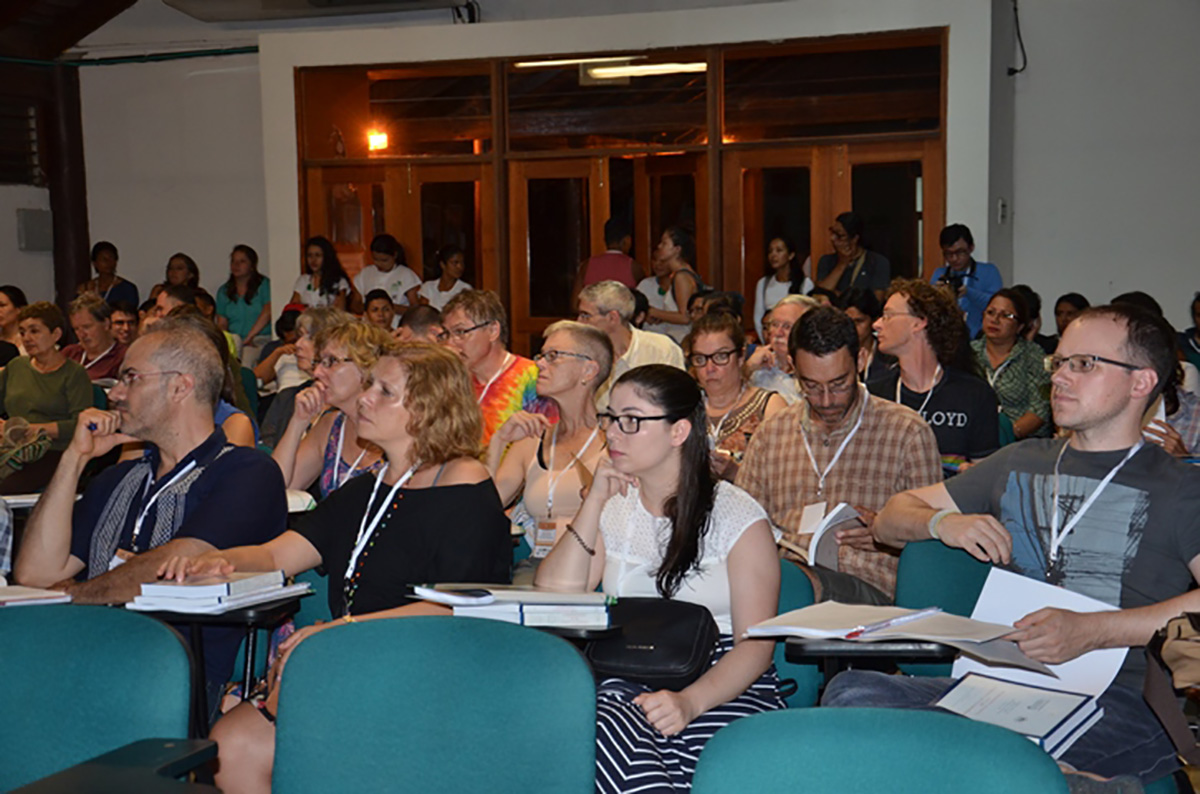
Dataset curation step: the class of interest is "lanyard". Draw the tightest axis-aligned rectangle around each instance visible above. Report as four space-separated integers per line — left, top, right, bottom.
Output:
544 424 600 519
1048 440 1143 566
345 461 420 580
335 417 369 489
800 384 867 496
131 461 198 551
477 352 512 405
706 386 746 449
895 364 942 417
986 356 1013 388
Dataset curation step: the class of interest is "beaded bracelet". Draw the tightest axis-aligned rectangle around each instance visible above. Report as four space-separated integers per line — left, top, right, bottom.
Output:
566 523 596 556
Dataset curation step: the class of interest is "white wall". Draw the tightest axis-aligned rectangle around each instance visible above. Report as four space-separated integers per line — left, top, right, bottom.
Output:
0 186 55 303
1011 0 1200 330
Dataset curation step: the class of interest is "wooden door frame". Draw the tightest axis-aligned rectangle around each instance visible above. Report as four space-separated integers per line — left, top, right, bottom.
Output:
633 153 711 281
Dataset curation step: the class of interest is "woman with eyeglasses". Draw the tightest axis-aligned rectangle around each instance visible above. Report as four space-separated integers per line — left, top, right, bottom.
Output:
271 321 391 499
535 364 782 793
814 211 891 300
684 312 785 482
487 321 612 576
971 288 1051 440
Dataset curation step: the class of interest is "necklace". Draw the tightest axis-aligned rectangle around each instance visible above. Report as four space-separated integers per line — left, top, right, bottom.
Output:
706 385 747 449
895 364 942 417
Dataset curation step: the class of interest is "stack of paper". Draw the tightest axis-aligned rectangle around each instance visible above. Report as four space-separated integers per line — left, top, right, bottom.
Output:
415 584 612 629
0 585 72 607
127 571 310 614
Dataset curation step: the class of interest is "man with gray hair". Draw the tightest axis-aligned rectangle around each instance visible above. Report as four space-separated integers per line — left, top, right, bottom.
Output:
15 320 286 718
577 280 684 409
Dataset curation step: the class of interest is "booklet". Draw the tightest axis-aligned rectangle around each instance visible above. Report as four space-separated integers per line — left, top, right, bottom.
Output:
415 584 614 606
0 585 72 607
747 602 1011 643
128 582 311 614
140 570 285 600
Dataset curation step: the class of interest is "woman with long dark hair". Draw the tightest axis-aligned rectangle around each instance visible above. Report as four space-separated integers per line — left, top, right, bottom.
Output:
289 236 350 310
149 253 201 301
216 244 272 353
0 285 29 356
752 236 812 341
536 364 782 793
417 244 473 311
646 226 703 344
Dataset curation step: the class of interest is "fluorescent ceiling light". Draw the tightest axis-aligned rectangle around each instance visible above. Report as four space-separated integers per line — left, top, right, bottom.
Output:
587 62 707 79
514 56 638 68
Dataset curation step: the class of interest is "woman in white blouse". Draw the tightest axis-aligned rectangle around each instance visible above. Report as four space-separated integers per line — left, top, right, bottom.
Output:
752 236 813 341
290 236 350 310
536 364 782 793
417 244 472 311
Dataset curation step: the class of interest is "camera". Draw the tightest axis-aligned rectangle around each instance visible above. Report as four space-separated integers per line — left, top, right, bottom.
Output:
938 271 965 292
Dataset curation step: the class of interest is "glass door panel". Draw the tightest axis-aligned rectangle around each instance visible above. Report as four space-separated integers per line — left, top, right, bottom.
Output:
420 181 478 284
304 165 388 282
850 160 922 281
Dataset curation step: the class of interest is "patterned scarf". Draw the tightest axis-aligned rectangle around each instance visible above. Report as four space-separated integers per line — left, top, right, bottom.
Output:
86 446 233 579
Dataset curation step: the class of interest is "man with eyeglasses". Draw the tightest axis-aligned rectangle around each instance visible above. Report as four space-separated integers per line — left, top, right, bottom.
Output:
15 320 287 724
737 306 942 602
929 223 1002 339
441 289 553 444
576 281 683 410
745 294 820 405
825 304 1200 787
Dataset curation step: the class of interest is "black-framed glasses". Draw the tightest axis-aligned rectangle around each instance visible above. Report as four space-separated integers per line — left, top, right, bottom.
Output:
315 355 354 370
1043 354 1143 374
688 349 740 367
533 349 593 365
115 369 182 388
442 321 493 341
596 412 671 434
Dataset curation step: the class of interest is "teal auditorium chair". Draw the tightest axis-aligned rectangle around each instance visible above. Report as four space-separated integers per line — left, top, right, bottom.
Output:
0 605 192 791
691 708 1069 794
893 539 990 676
233 567 332 686
775 559 821 706
273 616 596 793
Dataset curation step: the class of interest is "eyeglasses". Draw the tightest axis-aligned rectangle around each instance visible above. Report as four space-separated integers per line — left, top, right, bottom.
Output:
767 320 794 334
533 349 593 365
115 369 182 388
596 412 671 434
1043 354 1143 374
316 355 354 370
441 321 493 341
984 308 1018 322
688 348 740 367
880 310 915 321
799 379 856 399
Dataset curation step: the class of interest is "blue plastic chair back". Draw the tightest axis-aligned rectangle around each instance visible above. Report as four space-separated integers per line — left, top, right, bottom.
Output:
692 708 1069 793
894 540 991 676
0 605 191 791
273 616 595 793
774 559 821 707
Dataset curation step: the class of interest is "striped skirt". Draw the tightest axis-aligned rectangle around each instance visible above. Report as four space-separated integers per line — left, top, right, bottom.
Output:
595 635 785 793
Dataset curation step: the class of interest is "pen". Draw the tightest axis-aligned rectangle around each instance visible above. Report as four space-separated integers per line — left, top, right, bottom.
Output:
845 606 943 639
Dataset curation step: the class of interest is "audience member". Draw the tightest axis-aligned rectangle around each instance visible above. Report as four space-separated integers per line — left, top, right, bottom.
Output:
164 308 258 449
396 304 444 344
827 303 1200 788
1181 291 1200 371
870 279 999 475
417 244 473 311
1149 364 1200 458
78 241 139 308
441 289 553 444
290 236 350 310
745 294 817 404
1012 284 1057 355
149 252 201 301
536 364 783 794
363 289 396 331
574 217 641 297
685 311 786 481
835 288 893 384
645 226 702 343
631 288 650 329
635 250 671 325
577 280 685 410
487 321 610 572
929 223 1002 339
815 211 890 299
807 286 838 307
137 298 156 334
253 308 304 393
168 342 510 794
109 300 139 348
353 233 420 314
686 287 715 324
973 288 1051 439
1053 292 1090 340
259 307 351 451
0 284 28 356
62 294 126 381
736 306 942 601
13 320 286 720
216 244 272 356
271 321 390 498
753 236 813 341
195 289 218 324
0 302 92 493
149 284 240 371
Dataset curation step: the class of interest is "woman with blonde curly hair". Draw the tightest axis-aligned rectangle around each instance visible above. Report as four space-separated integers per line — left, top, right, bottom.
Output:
161 341 510 794
270 320 392 498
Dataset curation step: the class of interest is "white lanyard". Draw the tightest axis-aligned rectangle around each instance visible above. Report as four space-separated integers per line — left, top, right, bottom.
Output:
1048 440 1143 565
706 386 746 449
131 461 198 550
335 418 369 489
986 356 1013 388
895 364 942 417
800 384 867 496
81 342 116 370
345 461 420 580
544 424 600 519
477 352 512 404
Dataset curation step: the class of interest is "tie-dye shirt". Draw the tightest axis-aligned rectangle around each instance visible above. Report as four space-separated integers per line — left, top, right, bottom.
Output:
474 354 557 445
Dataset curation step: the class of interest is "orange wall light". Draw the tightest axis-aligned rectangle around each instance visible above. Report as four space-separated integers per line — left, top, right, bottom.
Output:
367 129 389 151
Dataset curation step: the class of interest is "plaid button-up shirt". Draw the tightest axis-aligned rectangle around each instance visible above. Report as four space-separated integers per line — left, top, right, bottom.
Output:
736 389 943 597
